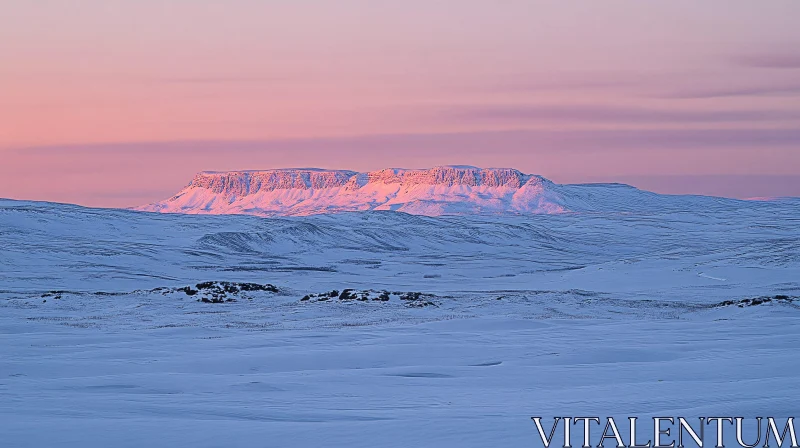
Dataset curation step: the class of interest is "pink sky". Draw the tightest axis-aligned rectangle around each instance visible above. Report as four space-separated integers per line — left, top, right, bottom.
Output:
2 1 800 206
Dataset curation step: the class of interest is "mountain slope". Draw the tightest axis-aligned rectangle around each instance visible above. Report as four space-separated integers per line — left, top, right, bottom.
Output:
138 165 762 217
137 166 581 216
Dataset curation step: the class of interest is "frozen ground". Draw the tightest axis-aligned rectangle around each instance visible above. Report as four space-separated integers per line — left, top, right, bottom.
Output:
1 197 799 447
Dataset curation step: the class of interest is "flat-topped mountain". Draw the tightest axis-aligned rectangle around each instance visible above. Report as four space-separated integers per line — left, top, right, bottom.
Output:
136 165 746 217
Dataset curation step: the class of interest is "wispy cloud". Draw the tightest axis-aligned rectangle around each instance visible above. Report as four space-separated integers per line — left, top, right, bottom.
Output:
732 53 800 69
661 82 800 99
477 71 636 93
449 104 800 124
144 75 284 85
15 128 800 156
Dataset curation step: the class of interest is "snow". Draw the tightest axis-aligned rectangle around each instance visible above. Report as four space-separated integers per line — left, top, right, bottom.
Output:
1 190 799 447
138 166 563 216
138 166 795 218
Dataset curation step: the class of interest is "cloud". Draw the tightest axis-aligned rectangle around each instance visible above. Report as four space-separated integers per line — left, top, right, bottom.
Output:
660 82 800 99
145 75 284 84
477 71 636 93
732 53 800 69
449 104 800 124
14 128 800 156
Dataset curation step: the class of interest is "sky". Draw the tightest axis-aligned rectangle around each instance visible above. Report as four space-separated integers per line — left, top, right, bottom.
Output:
2 1 800 206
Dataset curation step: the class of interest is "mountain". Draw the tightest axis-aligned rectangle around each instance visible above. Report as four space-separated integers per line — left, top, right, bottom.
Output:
136 165 749 217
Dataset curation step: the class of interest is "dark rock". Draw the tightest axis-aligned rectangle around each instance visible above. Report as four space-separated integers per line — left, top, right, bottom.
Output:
339 289 357 300
41 291 65 300
407 300 437 308
714 295 796 308
178 286 198 296
238 282 278 292
399 292 422 301
188 281 278 300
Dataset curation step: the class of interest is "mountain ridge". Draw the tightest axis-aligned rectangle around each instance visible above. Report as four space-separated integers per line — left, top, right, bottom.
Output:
186 166 540 191
139 166 568 216
136 165 761 217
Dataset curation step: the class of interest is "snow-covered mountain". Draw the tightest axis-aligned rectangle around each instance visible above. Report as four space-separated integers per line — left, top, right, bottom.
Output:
138 166 569 216
146 165 750 217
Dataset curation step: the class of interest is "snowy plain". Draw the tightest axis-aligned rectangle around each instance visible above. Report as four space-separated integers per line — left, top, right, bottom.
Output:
1 189 799 447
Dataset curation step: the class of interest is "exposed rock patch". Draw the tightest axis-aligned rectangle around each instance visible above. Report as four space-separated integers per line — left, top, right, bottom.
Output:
300 289 437 307
714 295 796 308
174 281 279 304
